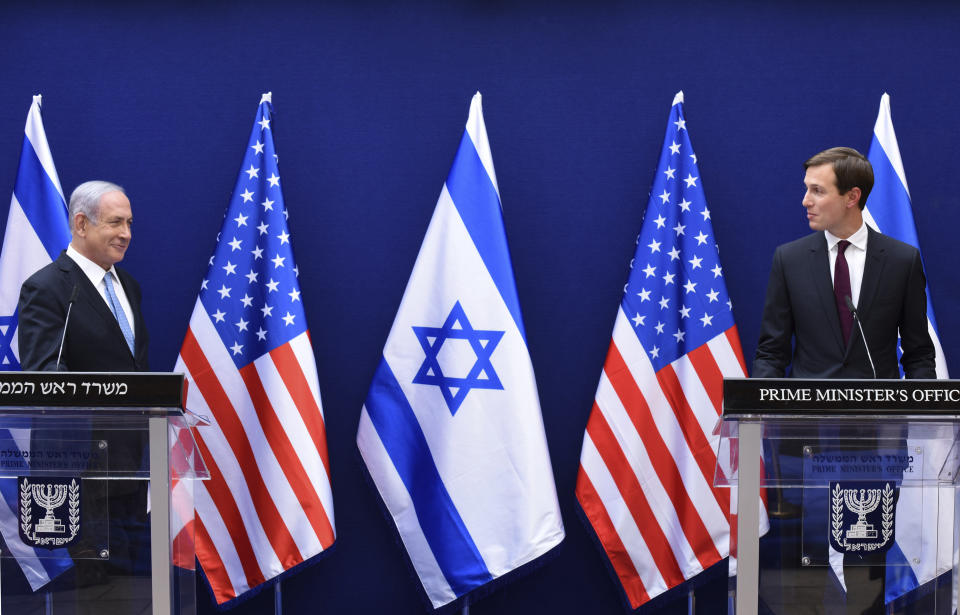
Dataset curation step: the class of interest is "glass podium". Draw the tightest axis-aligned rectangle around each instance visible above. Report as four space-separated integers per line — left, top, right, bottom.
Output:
0 372 208 615
717 378 960 615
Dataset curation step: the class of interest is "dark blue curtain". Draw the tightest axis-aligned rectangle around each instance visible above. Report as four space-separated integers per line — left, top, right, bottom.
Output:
2 2 958 613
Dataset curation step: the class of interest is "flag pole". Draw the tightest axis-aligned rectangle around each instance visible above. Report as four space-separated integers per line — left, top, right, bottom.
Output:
274 578 282 615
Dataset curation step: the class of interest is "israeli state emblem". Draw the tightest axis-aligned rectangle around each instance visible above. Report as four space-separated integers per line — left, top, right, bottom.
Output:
18 477 81 548
829 481 895 553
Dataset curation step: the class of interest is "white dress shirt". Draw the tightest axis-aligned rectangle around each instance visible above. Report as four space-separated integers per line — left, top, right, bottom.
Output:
66 244 136 330
825 222 868 308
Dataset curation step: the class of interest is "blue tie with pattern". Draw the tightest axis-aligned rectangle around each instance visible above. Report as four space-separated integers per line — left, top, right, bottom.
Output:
103 272 135 355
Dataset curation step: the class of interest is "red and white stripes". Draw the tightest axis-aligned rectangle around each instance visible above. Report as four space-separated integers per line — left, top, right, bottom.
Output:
174 300 335 603
577 308 750 608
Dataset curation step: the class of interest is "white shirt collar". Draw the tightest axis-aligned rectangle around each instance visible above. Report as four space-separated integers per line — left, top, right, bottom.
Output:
825 221 868 252
66 244 119 284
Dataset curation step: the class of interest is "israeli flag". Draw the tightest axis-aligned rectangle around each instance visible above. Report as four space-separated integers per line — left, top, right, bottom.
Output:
357 93 564 609
0 95 72 590
0 95 71 369
863 93 952 605
864 93 948 379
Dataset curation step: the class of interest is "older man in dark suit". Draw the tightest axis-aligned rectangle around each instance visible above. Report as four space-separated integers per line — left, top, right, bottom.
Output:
16 181 149 610
754 148 936 615
18 180 148 372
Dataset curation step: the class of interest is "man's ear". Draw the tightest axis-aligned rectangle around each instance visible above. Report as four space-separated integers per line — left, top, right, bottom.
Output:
845 186 862 209
73 213 87 236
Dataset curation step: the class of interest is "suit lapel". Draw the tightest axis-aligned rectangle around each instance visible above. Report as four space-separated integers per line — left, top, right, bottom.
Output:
857 227 886 324
808 234 846 355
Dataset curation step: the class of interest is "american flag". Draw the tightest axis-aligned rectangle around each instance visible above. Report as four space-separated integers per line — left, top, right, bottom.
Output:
174 93 335 605
576 91 761 608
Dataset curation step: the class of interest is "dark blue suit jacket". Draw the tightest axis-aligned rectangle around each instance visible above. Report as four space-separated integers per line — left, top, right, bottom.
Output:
17 251 149 372
753 227 935 379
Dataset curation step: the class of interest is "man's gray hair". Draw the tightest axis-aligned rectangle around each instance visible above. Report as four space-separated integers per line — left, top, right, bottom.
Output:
69 181 125 230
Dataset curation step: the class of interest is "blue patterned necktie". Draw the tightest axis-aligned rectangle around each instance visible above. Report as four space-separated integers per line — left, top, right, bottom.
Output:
103 272 135 354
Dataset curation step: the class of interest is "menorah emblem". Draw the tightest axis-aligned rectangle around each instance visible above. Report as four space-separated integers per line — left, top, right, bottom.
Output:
829 481 895 553
843 488 881 540
18 477 81 548
31 483 68 534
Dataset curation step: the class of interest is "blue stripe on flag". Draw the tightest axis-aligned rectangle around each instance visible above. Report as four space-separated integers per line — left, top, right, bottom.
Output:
444 131 526 340
867 136 940 331
884 541 920 604
13 139 69 261
867 138 919 245
365 357 493 596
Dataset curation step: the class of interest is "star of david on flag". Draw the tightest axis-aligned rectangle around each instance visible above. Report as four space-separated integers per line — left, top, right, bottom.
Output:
174 93 335 605
0 95 72 591
412 301 505 415
576 92 766 609
0 316 17 371
357 93 564 609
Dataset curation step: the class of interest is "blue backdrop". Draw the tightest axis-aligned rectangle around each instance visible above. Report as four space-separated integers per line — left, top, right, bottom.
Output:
2 2 959 613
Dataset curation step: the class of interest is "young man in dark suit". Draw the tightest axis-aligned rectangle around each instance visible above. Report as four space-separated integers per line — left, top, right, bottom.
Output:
753 148 936 614
754 147 934 380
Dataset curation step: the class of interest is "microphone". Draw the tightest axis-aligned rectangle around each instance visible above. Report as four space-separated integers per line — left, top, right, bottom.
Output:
56 283 80 371
845 295 877 379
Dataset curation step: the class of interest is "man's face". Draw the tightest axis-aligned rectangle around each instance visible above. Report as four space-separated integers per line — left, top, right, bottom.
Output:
802 164 858 236
74 191 133 270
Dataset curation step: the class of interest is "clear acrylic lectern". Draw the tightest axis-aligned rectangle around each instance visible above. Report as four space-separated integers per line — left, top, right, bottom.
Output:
0 372 208 615
717 378 960 615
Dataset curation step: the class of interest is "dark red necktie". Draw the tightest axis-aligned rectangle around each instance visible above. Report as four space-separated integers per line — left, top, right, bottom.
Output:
834 239 853 345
